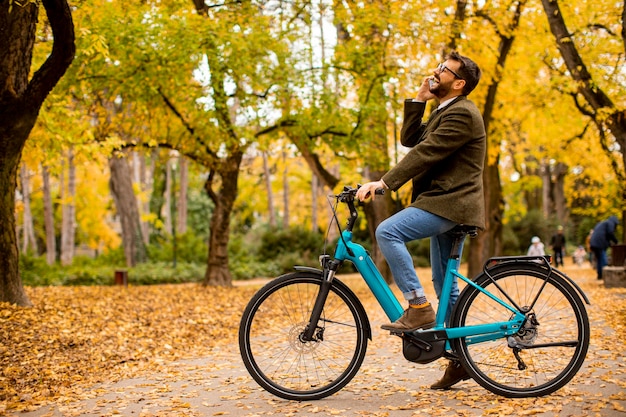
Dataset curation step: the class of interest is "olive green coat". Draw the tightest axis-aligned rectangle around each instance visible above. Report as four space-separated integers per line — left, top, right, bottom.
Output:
382 96 486 229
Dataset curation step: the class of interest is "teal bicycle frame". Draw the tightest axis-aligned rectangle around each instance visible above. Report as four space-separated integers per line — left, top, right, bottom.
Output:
333 229 526 345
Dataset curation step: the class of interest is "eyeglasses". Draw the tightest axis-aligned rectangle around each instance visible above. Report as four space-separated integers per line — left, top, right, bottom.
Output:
437 63 464 80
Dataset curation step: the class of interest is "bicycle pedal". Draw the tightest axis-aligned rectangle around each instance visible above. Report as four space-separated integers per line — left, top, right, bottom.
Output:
386 327 420 335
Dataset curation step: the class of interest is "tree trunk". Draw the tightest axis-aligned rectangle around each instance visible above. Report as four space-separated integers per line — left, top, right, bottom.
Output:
203 150 243 286
149 150 167 241
109 152 147 267
158 6 247 286
177 156 188 234
541 160 552 219
0 153 29 306
350 74 395 283
466 162 504 277
60 148 76 266
19 165 37 254
133 151 151 244
522 162 542 211
164 158 173 235
357 82 395 283
541 0 626 240
553 162 568 226
42 165 56 265
0 0 75 305
262 151 276 228
311 174 318 232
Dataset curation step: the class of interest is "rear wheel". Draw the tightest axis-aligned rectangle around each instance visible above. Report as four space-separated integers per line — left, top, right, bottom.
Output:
451 263 589 397
239 272 370 400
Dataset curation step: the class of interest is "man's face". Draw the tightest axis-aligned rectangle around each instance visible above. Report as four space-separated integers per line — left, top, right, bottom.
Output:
430 60 463 98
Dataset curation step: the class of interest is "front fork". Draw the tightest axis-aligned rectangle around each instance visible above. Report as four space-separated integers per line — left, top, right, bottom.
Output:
301 256 339 341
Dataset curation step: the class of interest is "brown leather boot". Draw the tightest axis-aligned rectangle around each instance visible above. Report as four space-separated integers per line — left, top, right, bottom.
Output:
381 304 436 332
430 360 470 390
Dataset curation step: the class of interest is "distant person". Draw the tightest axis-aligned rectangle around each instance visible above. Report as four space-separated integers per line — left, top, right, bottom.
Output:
573 245 586 267
589 216 619 280
550 226 566 267
527 236 545 256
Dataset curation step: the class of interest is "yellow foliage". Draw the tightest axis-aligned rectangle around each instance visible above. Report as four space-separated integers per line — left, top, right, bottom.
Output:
16 0 625 262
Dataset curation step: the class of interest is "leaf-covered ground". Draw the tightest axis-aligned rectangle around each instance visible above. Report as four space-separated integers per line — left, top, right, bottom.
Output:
1 262 625 416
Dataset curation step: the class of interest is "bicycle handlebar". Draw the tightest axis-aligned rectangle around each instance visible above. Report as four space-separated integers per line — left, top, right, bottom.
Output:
337 185 385 203
335 185 385 232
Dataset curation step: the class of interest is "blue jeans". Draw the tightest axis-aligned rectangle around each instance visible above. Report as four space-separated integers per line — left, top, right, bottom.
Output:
376 208 460 321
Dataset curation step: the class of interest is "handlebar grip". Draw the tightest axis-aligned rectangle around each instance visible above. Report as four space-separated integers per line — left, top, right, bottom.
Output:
362 188 385 199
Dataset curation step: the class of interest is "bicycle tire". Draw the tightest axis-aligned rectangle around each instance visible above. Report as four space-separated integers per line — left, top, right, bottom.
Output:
451 262 590 397
239 271 370 400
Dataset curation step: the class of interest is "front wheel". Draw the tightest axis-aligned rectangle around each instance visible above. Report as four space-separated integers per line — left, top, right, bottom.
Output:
239 272 370 400
451 263 590 397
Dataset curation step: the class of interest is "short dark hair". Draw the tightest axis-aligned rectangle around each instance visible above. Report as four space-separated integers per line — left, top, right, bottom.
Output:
447 51 481 95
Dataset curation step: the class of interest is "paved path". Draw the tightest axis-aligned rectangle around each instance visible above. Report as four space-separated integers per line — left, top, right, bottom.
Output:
13 268 626 417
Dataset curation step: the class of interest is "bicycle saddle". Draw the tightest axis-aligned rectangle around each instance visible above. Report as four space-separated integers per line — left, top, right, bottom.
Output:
452 225 478 237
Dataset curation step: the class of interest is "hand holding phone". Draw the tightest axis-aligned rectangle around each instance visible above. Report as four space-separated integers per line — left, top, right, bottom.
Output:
417 77 436 101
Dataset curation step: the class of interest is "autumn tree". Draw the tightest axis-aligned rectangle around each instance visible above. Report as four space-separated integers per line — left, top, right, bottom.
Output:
541 0 626 240
100 0 300 285
24 0 301 285
0 0 75 305
165 1 297 285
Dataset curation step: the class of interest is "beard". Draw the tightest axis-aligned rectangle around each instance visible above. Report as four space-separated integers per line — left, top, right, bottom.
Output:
429 78 451 99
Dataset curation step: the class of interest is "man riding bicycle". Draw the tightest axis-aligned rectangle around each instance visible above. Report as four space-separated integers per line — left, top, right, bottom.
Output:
356 51 485 390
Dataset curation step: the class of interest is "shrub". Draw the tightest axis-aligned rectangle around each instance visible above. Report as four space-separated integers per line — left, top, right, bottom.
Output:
20 255 63 286
147 232 207 263
19 225 327 286
229 258 283 280
19 252 205 287
128 262 205 285
224 226 325 280
258 226 324 260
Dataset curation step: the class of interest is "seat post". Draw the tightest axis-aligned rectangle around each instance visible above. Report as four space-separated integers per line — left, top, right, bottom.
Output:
449 231 467 260
449 226 477 260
